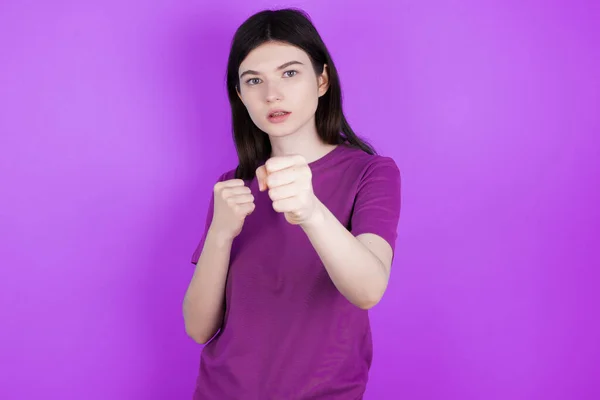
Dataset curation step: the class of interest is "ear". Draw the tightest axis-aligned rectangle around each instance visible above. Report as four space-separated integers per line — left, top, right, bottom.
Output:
317 64 330 97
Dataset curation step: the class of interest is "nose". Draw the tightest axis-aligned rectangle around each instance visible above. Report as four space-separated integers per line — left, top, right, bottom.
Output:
264 81 283 103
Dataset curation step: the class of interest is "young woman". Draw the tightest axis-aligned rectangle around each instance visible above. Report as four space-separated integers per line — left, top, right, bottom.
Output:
183 8 401 400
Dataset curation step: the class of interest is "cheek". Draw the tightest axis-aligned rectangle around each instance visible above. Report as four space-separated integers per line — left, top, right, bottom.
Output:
288 81 319 113
240 93 275 131
240 91 264 116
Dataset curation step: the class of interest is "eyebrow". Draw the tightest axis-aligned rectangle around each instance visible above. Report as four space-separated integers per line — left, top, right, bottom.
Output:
239 60 304 79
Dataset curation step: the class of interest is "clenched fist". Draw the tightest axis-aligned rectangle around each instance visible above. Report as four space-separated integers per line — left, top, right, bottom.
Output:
210 179 255 240
256 154 319 226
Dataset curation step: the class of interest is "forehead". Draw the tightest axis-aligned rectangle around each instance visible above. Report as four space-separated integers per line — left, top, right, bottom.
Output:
239 42 311 73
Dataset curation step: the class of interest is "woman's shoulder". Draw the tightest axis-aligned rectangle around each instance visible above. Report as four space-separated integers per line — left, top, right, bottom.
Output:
215 167 238 183
206 165 241 185
340 145 400 180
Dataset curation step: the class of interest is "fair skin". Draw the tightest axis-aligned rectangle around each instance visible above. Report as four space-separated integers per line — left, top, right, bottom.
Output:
183 42 393 344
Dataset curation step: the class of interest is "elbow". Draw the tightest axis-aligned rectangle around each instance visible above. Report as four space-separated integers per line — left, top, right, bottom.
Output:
354 284 387 310
354 291 384 310
356 297 380 310
185 325 211 345
184 318 215 344
352 258 390 310
183 301 215 344
189 334 209 345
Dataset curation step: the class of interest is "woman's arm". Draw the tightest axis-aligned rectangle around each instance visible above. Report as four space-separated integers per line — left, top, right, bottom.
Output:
183 229 232 344
183 178 255 344
299 199 393 309
256 154 400 309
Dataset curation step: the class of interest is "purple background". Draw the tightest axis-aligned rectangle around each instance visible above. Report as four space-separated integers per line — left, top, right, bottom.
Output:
1 1 599 399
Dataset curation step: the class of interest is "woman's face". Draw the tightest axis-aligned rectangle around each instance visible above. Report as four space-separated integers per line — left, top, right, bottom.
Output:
237 41 329 138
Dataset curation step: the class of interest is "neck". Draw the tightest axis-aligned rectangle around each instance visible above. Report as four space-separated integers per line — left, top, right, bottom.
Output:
269 119 337 163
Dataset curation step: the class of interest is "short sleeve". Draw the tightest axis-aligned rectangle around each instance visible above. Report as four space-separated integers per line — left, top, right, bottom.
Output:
350 156 401 253
190 171 232 265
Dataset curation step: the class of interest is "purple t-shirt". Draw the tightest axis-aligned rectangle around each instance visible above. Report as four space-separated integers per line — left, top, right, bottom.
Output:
190 144 401 399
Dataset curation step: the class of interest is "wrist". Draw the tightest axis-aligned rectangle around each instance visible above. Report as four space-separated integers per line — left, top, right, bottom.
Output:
206 226 235 248
300 198 327 231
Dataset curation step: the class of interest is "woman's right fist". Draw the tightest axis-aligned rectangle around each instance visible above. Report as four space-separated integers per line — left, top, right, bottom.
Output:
210 179 255 240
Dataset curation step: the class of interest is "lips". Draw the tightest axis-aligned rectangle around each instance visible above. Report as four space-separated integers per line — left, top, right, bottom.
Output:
267 109 291 118
266 109 292 124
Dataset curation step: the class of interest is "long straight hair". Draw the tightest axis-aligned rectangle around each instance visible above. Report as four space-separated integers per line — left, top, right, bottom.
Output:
226 8 376 180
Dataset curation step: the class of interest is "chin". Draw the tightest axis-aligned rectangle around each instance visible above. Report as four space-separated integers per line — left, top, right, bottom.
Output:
262 127 297 138
257 121 300 138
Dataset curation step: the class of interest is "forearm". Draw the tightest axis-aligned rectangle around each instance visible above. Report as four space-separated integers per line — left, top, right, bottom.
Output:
300 200 389 309
183 228 232 344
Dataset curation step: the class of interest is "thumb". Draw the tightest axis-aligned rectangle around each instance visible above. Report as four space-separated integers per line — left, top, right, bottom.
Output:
256 165 268 192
